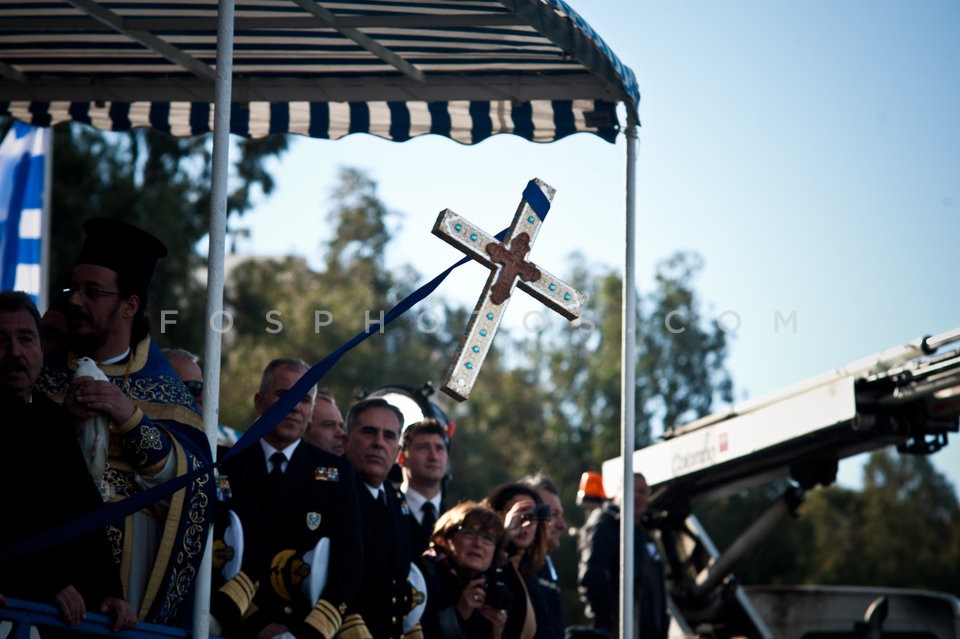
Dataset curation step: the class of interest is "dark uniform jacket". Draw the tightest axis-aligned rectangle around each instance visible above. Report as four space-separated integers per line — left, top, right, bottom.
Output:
406 496 445 558
0 390 123 607
577 502 668 639
215 440 363 639
527 557 564 639
349 481 414 639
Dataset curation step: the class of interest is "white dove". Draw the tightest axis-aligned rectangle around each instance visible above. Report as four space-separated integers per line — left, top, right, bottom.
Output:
74 356 111 494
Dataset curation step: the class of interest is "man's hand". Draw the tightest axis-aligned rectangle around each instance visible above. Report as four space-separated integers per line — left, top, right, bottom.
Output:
67 378 137 425
100 597 138 632
53 585 87 625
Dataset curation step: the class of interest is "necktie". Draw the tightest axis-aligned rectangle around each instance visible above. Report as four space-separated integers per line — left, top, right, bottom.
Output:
421 501 437 533
269 452 285 488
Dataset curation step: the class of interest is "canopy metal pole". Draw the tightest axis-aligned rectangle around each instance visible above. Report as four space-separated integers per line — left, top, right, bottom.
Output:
620 109 639 639
193 0 236 636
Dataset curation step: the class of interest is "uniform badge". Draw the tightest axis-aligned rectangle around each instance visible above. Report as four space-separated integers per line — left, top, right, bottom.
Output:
217 473 232 501
314 466 340 481
306 512 322 530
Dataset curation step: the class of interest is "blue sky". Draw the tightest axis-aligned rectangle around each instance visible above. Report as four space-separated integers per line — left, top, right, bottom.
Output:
233 1 960 491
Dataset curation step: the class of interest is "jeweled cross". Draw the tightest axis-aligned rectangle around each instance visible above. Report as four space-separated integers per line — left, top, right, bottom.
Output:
432 178 586 401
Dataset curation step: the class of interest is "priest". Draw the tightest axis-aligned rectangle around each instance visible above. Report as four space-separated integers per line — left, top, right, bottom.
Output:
37 217 214 628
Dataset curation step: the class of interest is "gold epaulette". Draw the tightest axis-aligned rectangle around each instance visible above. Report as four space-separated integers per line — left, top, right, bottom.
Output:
305 599 344 639
335 613 373 639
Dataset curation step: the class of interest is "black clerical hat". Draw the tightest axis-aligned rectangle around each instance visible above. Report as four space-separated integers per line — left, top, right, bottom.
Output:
76 218 168 292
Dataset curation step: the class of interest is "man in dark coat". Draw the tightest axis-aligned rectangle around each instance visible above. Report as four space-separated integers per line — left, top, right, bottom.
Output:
577 473 669 639
0 290 136 632
342 398 416 639
399 418 450 556
213 358 363 639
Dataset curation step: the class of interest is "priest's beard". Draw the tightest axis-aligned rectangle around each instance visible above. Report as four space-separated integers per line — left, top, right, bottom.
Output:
68 300 124 357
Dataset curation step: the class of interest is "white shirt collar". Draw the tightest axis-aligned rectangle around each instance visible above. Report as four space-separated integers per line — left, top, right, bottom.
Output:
546 554 558 580
363 482 385 501
260 439 301 470
100 348 131 365
402 486 440 522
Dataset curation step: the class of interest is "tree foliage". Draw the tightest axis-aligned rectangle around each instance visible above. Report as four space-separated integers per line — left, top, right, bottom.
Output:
217 167 458 430
696 449 960 596
41 123 288 351
639 253 734 435
826 450 960 592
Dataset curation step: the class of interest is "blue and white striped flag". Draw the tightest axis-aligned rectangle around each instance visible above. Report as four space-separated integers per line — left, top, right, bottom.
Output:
0 121 48 306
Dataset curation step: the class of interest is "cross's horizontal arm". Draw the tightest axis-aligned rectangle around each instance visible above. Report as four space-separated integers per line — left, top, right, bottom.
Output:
518 268 586 320
432 210 499 266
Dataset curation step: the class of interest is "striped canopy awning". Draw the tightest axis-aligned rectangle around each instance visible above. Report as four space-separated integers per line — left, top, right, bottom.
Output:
0 0 639 143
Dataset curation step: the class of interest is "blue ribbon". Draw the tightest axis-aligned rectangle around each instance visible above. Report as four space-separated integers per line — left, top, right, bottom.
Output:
523 180 550 221
0 179 551 561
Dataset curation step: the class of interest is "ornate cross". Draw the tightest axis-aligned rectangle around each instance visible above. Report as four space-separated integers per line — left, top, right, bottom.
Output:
432 178 586 401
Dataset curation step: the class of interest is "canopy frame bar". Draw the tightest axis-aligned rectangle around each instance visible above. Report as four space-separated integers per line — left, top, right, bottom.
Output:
64 0 217 82
0 14 529 31
286 0 426 84
0 75 617 103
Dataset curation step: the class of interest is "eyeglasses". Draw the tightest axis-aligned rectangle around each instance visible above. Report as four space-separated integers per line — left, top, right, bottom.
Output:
454 526 496 546
63 285 121 300
183 380 203 398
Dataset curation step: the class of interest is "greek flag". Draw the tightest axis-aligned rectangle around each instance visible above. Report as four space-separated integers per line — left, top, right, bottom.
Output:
0 122 48 306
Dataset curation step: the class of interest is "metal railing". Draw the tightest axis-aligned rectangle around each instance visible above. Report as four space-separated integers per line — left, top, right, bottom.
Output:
1 598 192 639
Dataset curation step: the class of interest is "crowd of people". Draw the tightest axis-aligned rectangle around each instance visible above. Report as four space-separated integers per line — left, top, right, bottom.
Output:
0 217 669 639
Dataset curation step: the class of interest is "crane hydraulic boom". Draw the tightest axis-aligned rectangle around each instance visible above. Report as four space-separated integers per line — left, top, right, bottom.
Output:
601 326 960 638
